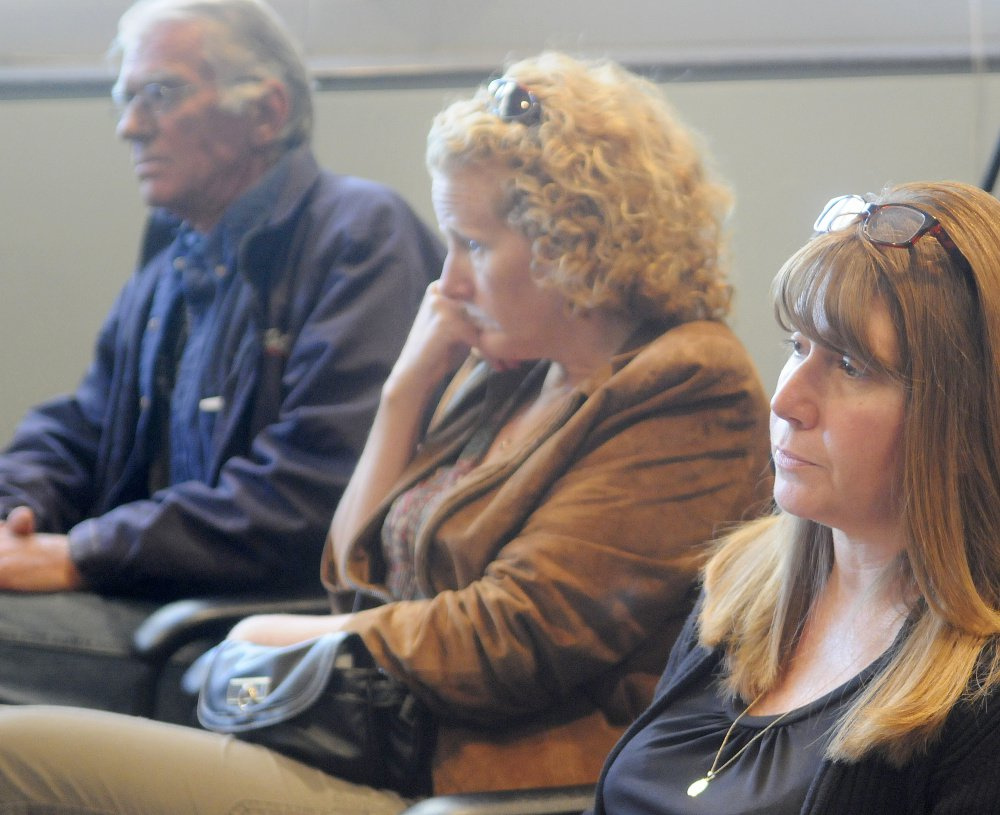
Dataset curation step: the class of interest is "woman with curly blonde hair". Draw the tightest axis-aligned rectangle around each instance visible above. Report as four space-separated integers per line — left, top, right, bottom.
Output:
592 181 1000 814
0 51 771 813
426 50 731 325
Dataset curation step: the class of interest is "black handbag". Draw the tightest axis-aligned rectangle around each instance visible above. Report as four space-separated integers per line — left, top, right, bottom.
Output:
195 631 435 796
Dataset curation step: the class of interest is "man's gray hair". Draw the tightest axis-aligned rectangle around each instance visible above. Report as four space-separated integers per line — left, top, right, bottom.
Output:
112 0 313 148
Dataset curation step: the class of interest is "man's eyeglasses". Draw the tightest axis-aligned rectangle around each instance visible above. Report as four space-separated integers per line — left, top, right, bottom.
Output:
813 194 970 272
487 77 542 125
112 82 198 118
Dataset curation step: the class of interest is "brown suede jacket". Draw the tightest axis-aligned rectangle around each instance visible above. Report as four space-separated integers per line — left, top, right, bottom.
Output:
322 320 772 794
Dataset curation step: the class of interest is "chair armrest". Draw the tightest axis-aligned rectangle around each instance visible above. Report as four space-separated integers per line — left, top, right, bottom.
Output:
131 591 331 664
401 785 595 815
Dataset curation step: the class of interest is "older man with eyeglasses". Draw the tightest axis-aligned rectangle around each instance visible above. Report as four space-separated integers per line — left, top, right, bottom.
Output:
0 0 443 714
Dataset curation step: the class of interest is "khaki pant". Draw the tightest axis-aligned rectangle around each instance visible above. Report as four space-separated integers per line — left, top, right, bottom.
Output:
0 705 410 814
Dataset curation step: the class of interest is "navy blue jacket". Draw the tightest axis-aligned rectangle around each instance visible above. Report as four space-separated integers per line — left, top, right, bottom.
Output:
0 147 443 597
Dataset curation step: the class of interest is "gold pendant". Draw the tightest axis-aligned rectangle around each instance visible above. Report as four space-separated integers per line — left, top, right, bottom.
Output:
687 777 710 797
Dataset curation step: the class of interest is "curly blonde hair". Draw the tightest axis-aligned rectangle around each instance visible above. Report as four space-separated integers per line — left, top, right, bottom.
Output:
426 51 732 325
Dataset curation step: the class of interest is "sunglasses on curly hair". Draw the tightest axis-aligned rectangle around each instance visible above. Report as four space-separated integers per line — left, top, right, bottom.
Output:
487 77 542 125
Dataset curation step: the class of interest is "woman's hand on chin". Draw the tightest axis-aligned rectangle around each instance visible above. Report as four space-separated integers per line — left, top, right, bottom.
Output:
387 281 480 397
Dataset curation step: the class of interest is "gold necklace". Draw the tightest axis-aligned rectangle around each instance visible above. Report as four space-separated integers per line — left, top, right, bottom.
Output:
686 691 793 798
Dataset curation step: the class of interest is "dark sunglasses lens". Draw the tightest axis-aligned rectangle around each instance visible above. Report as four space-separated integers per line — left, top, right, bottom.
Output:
489 79 540 124
864 206 929 246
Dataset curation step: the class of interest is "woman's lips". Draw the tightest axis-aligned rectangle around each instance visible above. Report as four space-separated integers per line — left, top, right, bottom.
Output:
772 446 813 469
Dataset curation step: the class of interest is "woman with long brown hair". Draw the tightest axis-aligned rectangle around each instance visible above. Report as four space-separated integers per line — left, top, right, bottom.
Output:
594 181 1000 814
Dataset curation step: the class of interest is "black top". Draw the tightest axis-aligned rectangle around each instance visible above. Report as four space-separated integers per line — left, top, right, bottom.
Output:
602 663 876 815
594 594 1000 815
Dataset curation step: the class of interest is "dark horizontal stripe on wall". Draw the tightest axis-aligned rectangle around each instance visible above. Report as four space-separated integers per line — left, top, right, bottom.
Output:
1 54 997 101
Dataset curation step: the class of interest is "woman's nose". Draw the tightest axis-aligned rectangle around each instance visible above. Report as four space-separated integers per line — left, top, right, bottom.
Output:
770 359 819 429
438 252 472 300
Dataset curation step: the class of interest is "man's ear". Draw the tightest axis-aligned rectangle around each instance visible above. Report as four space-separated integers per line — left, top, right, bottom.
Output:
248 78 292 147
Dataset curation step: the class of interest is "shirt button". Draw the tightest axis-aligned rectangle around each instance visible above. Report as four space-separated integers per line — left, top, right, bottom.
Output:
215 264 227 278
139 396 151 411
147 316 161 332
173 257 187 270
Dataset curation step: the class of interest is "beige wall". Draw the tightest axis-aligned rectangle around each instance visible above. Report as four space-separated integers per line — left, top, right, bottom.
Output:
1 69 998 442
3 0 994 78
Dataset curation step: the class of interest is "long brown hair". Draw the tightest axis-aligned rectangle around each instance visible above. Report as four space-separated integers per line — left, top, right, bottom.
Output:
702 181 1000 765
